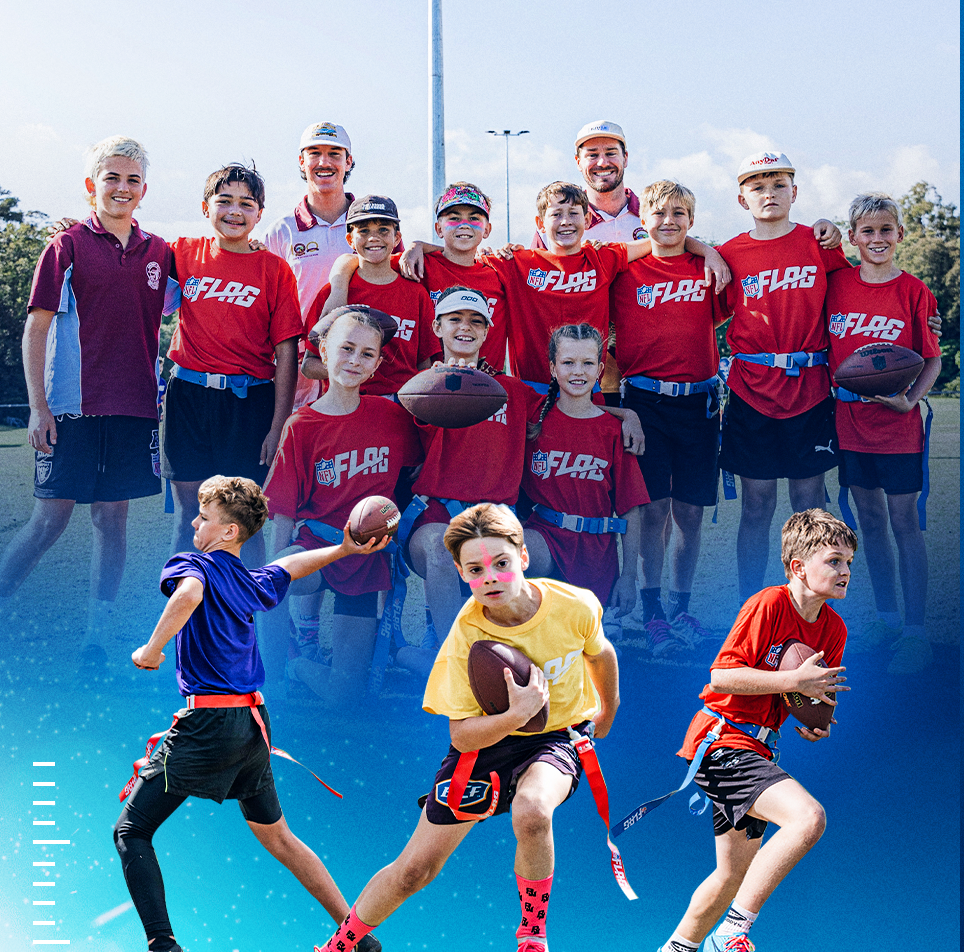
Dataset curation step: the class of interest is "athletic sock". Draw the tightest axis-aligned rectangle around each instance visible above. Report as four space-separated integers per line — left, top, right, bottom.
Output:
318 906 374 952
878 610 902 630
640 588 665 623
714 901 758 937
667 590 691 620
515 872 552 945
661 933 699 952
902 623 927 642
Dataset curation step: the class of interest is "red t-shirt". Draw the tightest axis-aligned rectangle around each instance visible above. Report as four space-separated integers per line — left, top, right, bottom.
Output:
826 269 941 454
168 238 302 378
611 252 725 382
263 398 422 594
411 374 543 505
304 273 436 395
721 224 851 418
678 585 847 760
484 245 629 385
392 252 509 371
523 407 649 602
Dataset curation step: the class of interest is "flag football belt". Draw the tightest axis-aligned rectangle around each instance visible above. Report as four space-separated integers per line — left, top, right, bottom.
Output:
445 724 636 901
298 518 410 698
733 350 827 377
623 373 718 397
396 496 516 549
171 364 271 399
610 705 780 838
118 692 342 802
531 504 626 534
835 397 933 532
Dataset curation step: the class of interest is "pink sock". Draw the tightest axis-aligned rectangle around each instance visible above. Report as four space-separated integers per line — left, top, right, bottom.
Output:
315 906 373 952
515 873 553 944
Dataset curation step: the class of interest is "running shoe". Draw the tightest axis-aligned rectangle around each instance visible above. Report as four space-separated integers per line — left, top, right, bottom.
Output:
670 611 711 646
703 932 755 952
846 618 901 653
646 619 691 658
887 635 933 674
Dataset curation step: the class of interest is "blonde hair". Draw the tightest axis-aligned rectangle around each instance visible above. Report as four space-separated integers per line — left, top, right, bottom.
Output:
848 192 903 232
443 503 524 565
536 181 589 219
781 509 858 580
641 180 696 219
197 475 268 543
84 136 149 207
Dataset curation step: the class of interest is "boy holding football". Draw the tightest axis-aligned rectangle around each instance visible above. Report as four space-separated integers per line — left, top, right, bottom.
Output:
657 508 855 952
314 503 620 952
826 193 941 674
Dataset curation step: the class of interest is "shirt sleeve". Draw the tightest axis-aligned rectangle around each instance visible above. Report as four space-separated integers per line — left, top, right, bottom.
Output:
820 243 852 276
304 284 332 355
914 284 943 359
268 258 306 346
159 553 207 598
28 232 75 313
711 592 777 671
599 242 630 278
263 416 305 519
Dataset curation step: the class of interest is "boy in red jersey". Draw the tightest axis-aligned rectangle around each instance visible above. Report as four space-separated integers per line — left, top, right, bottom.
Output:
657 509 856 952
162 164 303 563
402 181 729 395
302 195 436 394
0 136 177 664
718 152 850 603
611 181 728 655
826 193 941 674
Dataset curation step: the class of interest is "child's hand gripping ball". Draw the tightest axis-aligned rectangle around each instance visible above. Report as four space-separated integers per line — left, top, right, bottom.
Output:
777 639 835 732
348 496 401 545
468 640 549 733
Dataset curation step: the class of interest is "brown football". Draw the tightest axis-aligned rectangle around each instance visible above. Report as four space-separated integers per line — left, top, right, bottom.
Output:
347 495 401 545
834 343 924 398
398 366 508 428
777 638 834 732
467 640 549 733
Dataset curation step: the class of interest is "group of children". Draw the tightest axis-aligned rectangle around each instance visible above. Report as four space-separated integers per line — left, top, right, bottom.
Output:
0 124 945 952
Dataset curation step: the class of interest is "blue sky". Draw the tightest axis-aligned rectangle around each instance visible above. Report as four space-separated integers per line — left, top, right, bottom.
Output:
2 0 959 246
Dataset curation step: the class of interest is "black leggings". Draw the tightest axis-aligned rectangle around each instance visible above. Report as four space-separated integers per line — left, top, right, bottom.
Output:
113 775 282 947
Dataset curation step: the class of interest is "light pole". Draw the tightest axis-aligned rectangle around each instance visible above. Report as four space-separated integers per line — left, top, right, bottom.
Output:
487 129 529 243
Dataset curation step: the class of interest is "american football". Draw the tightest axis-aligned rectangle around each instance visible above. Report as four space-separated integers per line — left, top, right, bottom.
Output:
777 638 835 732
834 343 924 398
467 640 549 733
347 495 401 545
398 366 508 428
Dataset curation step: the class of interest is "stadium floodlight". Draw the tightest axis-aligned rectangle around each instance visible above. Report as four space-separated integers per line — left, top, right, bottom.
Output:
487 130 529 243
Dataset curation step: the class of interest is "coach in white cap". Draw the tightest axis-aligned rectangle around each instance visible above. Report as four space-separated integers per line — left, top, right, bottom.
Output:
532 120 645 248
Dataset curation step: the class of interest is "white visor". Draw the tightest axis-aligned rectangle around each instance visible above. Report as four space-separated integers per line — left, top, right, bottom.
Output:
434 290 493 325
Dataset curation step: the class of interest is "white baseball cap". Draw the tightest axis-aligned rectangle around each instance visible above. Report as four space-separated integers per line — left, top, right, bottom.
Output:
300 122 352 153
574 120 627 151
435 289 493 326
737 151 795 185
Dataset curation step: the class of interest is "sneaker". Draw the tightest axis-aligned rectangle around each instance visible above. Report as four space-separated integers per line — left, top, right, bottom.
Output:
670 611 711 647
703 933 755 952
847 618 901 653
620 603 657 633
646 619 691 658
356 934 382 952
887 635 933 675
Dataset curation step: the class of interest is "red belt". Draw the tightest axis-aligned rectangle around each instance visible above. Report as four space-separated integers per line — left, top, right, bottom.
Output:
119 692 342 802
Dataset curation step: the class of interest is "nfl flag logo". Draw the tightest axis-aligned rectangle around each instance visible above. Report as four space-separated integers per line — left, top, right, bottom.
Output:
530 450 549 477
829 313 846 336
315 458 336 486
765 644 782 668
637 285 654 308
741 274 762 299
527 268 548 290
183 276 201 301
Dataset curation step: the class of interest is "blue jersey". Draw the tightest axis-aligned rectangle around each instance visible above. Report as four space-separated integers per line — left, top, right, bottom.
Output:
160 551 290 696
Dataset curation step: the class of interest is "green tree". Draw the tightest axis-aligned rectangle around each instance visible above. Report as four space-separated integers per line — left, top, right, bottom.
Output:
0 189 47 408
895 183 960 391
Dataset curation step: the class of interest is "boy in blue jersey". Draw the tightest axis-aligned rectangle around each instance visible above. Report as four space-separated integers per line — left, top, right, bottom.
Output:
114 475 385 952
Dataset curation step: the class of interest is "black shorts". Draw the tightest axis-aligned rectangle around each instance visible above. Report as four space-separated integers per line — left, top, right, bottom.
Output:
838 450 923 495
34 414 160 503
622 386 720 506
422 728 583 825
160 375 276 484
719 392 836 480
693 747 790 839
136 705 277 805
315 573 378 617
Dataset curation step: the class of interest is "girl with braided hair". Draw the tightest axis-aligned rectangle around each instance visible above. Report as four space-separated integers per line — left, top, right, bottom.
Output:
522 323 649 614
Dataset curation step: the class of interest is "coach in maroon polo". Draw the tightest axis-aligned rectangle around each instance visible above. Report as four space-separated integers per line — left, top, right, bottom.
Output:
0 135 177 672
